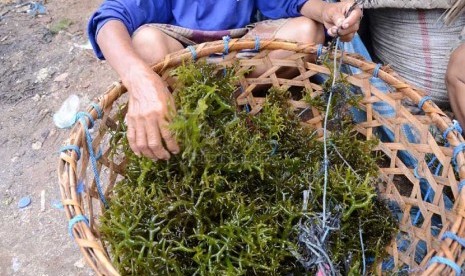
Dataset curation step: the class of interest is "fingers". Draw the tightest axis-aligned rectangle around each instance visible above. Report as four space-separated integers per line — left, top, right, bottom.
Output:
145 119 171 160
126 112 179 160
342 3 363 30
159 120 180 155
326 2 362 40
127 123 139 156
130 114 157 159
336 22 359 42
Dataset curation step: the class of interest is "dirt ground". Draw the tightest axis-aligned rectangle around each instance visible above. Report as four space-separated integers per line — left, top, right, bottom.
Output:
0 0 118 275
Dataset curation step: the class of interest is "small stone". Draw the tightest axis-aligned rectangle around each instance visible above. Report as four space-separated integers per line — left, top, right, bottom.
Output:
11 156 18 163
32 94 41 102
39 109 50 116
41 129 50 140
53 73 69 82
3 196 13 205
36 68 50 83
74 258 86 268
32 141 42 150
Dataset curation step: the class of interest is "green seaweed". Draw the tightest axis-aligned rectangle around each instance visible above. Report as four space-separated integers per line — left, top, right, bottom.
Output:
101 62 397 275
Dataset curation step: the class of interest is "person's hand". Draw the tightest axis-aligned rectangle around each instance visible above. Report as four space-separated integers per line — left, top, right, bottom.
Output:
124 65 180 160
321 1 363 42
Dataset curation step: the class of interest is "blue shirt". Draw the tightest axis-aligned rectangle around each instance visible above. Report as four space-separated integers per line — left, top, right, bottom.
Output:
88 0 307 59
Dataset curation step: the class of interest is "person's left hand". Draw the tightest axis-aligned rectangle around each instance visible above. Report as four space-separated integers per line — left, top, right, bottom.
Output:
321 1 363 42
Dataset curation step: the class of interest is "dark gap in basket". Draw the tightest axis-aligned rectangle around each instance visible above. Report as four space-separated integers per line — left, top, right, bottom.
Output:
414 240 427 264
409 206 424 228
393 175 414 197
430 214 443 237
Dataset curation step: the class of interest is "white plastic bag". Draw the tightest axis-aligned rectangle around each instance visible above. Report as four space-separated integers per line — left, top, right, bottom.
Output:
53 94 80 128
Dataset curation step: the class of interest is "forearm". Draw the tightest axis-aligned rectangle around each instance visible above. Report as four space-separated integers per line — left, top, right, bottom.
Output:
300 0 330 23
96 20 150 86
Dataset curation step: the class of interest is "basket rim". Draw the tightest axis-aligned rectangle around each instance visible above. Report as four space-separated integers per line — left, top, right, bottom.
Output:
58 38 465 276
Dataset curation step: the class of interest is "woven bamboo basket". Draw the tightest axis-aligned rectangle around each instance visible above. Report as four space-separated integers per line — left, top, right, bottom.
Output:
58 39 465 275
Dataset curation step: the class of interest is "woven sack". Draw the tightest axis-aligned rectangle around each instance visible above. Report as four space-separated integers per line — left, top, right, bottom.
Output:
363 0 455 9
58 39 465 275
368 8 465 109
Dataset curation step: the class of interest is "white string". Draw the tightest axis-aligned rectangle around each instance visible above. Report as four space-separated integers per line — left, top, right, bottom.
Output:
322 37 341 229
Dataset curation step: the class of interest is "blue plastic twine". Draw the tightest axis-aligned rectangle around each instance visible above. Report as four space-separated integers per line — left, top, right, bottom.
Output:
418 96 432 110
453 143 465 168
372 64 382 78
90 102 103 119
427 256 461 276
68 215 89 238
442 232 465 248
187 45 197 60
223 35 230 55
59 145 81 160
77 112 108 208
254 36 260 52
443 120 463 140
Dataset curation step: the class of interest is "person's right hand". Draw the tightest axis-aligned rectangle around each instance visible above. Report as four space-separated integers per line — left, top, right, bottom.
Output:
321 1 363 42
123 65 180 160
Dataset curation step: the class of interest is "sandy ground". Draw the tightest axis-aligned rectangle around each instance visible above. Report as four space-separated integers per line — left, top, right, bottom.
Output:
0 0 118 274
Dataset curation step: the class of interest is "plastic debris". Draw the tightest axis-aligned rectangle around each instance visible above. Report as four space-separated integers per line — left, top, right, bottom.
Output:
74 258 86 268
18 196 31 209
27 2 47 16
73 41 93 50
11 257 21 272
53 94 80 128
51 199 64 210
40 190 45 212
31 141 42 150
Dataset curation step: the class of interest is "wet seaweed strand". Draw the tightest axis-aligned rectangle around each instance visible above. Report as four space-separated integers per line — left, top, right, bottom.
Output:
101 62 397 275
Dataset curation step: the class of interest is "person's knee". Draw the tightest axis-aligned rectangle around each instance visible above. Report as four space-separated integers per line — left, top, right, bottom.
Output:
277 17 325 44
446 45 465 92
132 26 178 64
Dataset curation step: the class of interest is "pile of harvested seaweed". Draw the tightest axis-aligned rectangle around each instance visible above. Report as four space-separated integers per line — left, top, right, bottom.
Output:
101 62 397 275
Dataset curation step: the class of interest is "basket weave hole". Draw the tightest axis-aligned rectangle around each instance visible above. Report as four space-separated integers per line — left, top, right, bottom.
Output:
430 213 444 237
409 206 425 228
393 175 414 197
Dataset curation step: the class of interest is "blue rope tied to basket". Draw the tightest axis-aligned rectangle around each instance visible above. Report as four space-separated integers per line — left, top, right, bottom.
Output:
68 214 89 238
254 35 260 52
443 120 463 140
442 232 465 248
418 96 432 110
90 102 103 119
427 256 461 276
223 35 230 55
372 63 382 78
187 45 197 60
76 111 108 208
452 143 465 169
59 145 81 160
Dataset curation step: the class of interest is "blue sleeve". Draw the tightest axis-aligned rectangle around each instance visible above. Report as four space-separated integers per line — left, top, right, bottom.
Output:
87 0 172 59
256 0 307 19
